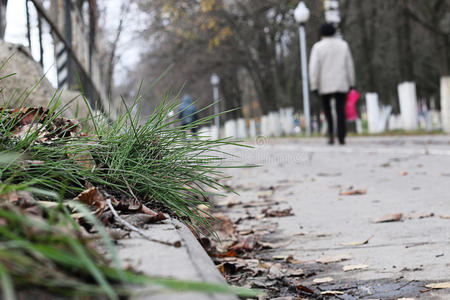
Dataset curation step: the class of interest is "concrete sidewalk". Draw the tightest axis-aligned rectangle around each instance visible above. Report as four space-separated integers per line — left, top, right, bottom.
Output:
222 135 450 298
113 135 450 299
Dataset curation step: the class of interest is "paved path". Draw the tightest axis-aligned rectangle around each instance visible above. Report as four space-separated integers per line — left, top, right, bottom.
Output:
222 135 450 298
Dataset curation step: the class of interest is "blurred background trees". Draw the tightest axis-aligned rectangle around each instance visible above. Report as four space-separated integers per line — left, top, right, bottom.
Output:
117 0 449 121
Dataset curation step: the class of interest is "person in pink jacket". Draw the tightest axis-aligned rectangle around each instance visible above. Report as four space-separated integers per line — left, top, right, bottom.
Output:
309 23 355 145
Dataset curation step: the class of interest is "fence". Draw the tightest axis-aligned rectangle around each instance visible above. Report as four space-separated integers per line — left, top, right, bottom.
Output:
26 0 108 112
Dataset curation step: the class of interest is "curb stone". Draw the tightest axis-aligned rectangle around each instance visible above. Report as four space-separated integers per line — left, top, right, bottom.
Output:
116 217 238 300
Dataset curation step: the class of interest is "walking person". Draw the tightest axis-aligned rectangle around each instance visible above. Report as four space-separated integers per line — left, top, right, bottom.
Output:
309 23 355 145
179 94 199 136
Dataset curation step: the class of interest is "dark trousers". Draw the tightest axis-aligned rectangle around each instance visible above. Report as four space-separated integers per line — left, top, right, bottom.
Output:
321 93 347 143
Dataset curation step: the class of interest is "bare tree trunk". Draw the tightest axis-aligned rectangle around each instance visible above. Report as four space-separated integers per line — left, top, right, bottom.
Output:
106 4 128 98
395 0 415 82
405 0 448 76
402 0 414 81
220 67 243 120
356 0 376 91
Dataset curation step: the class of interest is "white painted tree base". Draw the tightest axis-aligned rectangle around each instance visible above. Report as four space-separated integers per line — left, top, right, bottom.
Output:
441 77 450 133
398 81 419 131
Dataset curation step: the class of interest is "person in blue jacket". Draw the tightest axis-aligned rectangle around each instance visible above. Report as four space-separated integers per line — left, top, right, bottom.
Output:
178 94 199 134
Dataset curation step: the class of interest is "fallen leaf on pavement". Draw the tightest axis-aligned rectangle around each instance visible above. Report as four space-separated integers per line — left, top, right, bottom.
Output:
261 207 293 217
258 239 293 250
400 171 408 176
74 187 108 215
343 264 369 271
321 290 344 295
216 260 247 275
340 235 373 246
425 282 450 289
258 241 282 249
296 284 314 294
216 249 238 258
313 277 333 284
267 264 284 280
286 255 300 264
288 269 304 277
238 229 253 235
250 279 276 289
213 213 235 236
339 188 367 196
228 236 256 252
376 213 403 223
316 254 352 264
272 255 289 260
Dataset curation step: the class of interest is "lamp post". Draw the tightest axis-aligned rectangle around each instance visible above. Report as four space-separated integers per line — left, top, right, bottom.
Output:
210 73 220 139
294 1 311 136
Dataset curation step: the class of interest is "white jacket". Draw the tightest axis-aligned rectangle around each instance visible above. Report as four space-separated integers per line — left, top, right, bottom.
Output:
309 37 355 95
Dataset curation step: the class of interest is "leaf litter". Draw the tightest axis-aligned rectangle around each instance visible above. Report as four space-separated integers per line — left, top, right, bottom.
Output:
203 180 439 299
196 185 342 298
200 183 384 299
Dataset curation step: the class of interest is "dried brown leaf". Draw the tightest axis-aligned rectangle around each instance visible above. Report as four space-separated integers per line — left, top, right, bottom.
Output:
286 255 300 264
313 277 334 284
340 235 373 246
375 213 403 223
339 188 367 196
272 255 289 260
321 290 344 295
213 213 235 236
343 264 369 271
424 282 450 289
261 207 293 217
296 284 314 294
74 187 107 215
287 268 304 277
316 254 352 264
5 107 81 143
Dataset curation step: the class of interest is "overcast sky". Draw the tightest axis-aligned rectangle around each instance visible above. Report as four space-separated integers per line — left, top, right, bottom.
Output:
4 1 144 88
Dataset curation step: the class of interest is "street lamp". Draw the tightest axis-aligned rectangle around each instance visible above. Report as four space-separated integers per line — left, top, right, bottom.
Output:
210 73 220 139
294 1 311 136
